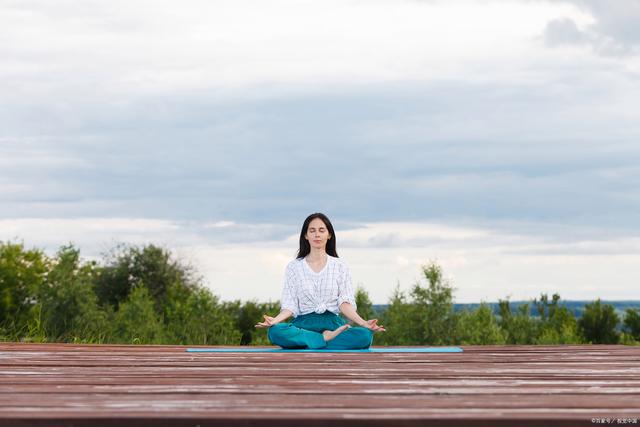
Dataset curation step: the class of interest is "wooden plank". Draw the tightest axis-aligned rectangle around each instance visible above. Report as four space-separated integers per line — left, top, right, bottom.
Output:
0 343 639 426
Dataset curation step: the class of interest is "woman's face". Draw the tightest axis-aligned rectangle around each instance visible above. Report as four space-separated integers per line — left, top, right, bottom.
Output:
305 218 331 251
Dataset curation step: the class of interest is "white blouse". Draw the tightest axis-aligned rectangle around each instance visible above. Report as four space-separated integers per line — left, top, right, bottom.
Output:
280 255 357 317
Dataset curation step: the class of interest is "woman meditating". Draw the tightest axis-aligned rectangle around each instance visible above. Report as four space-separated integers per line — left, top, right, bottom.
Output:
255 212 385 349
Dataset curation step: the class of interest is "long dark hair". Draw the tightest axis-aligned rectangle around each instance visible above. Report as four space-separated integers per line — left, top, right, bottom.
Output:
296 212 338 259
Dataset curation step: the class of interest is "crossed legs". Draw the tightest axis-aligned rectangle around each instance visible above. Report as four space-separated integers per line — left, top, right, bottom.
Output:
268 323 373 350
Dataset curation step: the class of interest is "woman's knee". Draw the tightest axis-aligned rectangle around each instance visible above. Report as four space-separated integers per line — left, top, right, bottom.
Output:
352 327 374 347
267 323 290 342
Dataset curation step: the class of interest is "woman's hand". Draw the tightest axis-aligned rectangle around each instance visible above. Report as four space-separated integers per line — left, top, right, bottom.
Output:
364 319 386 332
255 314 277 329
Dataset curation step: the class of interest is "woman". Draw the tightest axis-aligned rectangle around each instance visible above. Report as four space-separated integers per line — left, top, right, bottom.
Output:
255 212 385 349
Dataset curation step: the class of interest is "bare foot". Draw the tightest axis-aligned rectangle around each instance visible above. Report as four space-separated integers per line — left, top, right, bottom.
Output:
322 325 350 342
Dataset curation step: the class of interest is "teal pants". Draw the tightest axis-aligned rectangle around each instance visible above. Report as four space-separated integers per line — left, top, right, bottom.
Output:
268 311 373 350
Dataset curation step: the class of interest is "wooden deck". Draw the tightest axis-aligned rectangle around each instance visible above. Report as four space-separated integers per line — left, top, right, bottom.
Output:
0 343 639 426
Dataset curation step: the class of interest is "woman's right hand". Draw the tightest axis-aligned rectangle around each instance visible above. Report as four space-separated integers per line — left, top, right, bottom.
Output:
255 314 277 328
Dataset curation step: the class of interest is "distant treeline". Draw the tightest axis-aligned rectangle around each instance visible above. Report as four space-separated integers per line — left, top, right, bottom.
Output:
1 241 639 346
373 301 640 320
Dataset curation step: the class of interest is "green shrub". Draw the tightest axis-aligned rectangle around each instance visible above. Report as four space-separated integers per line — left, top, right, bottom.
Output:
37 246 109 343
409 262 457 345
376 283 413 345
534 294 582 344
164 284 241 345
354 286 374 321
623 308 640 341
455 304 506 345
112 286 165 344
579 299 620 344
0 242 48 337
498 300 537 344
94 244 196 313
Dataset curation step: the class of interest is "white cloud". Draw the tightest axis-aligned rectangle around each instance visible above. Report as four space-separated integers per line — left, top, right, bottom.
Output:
203 221 235 228
0 218 184 254
568 0 640 46
0 0 590 100
543 18 592 47
340 222 491 248
543 0 640 57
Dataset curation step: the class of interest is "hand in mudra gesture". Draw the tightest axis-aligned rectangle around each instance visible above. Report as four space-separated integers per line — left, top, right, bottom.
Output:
255 315 277 329
364 319 386 332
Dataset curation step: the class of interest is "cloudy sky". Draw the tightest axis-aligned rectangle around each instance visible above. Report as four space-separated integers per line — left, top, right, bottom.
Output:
2 0 639 304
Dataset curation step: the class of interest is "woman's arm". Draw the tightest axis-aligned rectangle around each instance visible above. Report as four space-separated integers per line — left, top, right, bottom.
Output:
339 302 368 327
340 302 386 332
255 309 293 328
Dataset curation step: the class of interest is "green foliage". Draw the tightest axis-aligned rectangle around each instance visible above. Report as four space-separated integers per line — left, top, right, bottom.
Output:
112 286 164 344
533 294 581 344
354 286 374 321
24 303 48 343
579 299 620 344
376 283 412 345
222 299 280 345
163 284 240 345
0 242 48 335
536 324 581 345
2 240 637 347
498 294 582 344
36 245 109 343
0 241 246 345
378 263 456 345
94 244 195 313
498 300 537 344
623 308 640 341
620 332 640 346
455 304 506 345
409 262 456 345
237 301 264 345
620 311 640 346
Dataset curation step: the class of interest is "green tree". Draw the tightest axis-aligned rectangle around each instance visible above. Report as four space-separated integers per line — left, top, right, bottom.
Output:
455 304 506 345
0 242 48 337
163 283 240 345
376 283 412 345
579 299 620 344
409 262 456 345
36 245 109 343
533 293 582 344
222 299 279 345
247 301 281 345
377 263 456 345
498 300 537 344
354 285 374 321
623 308 640 342
94 244 196 313
111 286 164 344
238 301 264 345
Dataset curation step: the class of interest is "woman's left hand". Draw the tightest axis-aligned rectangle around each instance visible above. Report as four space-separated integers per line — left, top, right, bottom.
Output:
364 319 386 332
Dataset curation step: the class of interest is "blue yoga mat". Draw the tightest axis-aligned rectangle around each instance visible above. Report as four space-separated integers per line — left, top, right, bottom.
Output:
186 347 463 353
